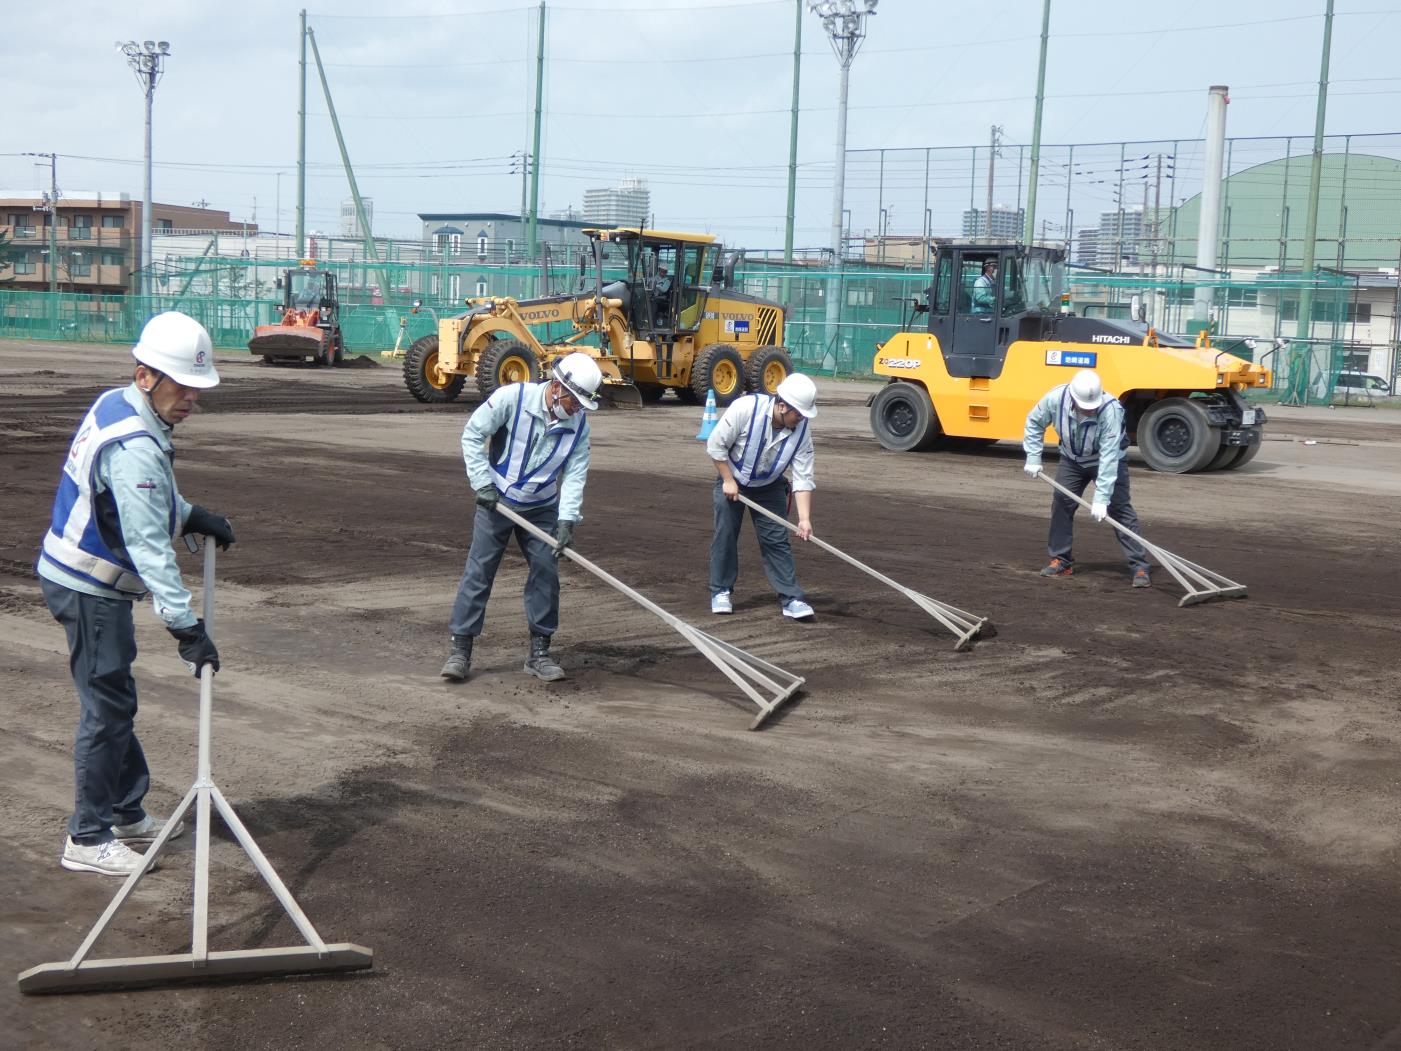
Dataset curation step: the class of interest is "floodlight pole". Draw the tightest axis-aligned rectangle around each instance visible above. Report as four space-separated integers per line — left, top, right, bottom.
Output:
1295 0 1335 346
119 39 170 298
810 0 877 358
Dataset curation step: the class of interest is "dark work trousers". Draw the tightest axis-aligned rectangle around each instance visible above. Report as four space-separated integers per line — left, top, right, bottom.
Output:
1048 457 1150 570
449 501 560 639
709 477 805 603
41 579 150 846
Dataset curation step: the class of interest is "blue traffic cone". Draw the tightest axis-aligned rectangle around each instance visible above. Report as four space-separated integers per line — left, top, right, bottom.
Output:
695 388 719 440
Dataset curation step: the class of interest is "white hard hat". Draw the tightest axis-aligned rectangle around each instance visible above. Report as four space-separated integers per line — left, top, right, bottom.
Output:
551 351 602 411
775 372 817 419
132 312 219 389
1068 369 1106 410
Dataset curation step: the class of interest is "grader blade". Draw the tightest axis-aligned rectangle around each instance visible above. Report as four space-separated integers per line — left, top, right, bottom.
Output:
599 381 645 409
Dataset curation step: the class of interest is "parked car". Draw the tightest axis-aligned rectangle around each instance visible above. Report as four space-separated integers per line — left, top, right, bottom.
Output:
1334 372 1392 396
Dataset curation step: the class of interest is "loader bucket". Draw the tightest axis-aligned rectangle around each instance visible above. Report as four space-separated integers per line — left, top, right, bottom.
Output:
248 325 328 358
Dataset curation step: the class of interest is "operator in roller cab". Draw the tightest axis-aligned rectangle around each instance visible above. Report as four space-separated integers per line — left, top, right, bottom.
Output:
1023 369 1152 589
38 312 236 877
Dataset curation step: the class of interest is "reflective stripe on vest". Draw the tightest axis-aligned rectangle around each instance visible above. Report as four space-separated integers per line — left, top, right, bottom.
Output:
488 383 587 506
728 394 808 487
42 388 175 596
1056 387 1127 465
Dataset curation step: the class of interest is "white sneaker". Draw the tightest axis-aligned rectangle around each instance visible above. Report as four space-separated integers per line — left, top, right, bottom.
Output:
61 837 157 876
113 814 184 844
711 591 733 615
781 598 815 621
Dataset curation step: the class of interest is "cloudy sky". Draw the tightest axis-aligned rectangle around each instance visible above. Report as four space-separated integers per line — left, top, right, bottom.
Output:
3 0 1397 250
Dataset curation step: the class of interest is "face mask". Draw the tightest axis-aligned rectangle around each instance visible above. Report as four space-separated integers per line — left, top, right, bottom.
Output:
550 389 573 421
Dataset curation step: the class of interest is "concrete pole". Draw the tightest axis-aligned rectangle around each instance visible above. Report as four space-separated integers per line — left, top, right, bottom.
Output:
985 125 998 239
140 69 154 299
783 0 801 267
297 9 307 257
527 1 545 264
823 56 850 342
1295 0 1334 345
1192 85 1229 326
1023 0 1051 245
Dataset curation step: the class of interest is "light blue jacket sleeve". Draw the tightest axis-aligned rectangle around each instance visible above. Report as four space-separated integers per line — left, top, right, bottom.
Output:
461 387 514 493
556 426 590 523
1091 401 1127 502
1022 389 1060 463
102 442 196 629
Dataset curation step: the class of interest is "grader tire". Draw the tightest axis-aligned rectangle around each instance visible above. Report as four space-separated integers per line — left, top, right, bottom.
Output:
1137 397 1220 473
869 381 943 452
691 344 745 406
403 334 465 403
744 346 793 395
475 340 540 400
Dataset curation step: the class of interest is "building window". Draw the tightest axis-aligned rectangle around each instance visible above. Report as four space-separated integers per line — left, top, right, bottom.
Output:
157 218 174 231
506 239 515 260
477 233 488 258
450 233 461 257
449 274 461 301
100 250 123 266
475 278 488 297
69 252 92 277
101 214 124 229
70 215 93 240
14 251 36 275
1280 298 1372 324
8 214 36 238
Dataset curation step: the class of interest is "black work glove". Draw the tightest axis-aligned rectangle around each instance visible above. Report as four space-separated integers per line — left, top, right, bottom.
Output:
183 505 236 551
475 485 500 511
553 519 576 560
168 620 220 677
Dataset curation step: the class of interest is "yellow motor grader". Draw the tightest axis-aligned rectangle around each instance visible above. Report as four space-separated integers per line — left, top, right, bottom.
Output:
399 228 793 407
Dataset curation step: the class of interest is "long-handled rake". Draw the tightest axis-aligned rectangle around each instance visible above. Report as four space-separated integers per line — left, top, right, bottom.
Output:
18 542 372 994
495 504 805 729
1038 472 1248 607
735 494 993 651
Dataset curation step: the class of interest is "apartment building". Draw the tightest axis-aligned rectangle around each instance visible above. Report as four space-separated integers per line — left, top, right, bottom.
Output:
2 191 253 295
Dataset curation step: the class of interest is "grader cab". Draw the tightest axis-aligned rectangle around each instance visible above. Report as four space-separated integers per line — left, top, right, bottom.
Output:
400 228 794 407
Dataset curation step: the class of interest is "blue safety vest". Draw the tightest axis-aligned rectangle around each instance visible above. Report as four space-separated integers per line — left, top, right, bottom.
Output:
728 394 808 487
1056 386 1129 465
488 383 588 506
41 388 177 595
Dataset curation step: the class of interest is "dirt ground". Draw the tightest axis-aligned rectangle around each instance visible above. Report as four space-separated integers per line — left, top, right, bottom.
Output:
2 340 1399 1051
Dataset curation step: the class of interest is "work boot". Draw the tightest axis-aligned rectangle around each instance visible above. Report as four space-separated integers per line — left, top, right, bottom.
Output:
1040 557 1074 577
523 635 565 682
1132 567 1152 589
440 635 474 682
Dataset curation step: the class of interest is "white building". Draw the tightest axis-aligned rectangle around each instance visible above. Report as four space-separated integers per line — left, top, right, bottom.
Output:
583 178 649 227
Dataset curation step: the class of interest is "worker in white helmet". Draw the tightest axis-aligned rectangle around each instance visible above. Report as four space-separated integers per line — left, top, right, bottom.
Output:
1023 369 1151 587
38 311 235 877
705 372 818 621
442 350 602 684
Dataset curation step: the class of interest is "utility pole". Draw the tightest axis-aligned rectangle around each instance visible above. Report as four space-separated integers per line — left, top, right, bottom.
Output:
1295 0 1335 346
1151 153 1164 283
527 1 546 266
1023 0 1052 244
985 124 1003 239
23 152 60 298
511 151 532 232
783 0 802 270
118 39 171 297
810 0 878 353
297 10 307 257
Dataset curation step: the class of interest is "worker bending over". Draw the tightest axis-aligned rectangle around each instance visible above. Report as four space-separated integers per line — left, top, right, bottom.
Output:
1023 369 1151 588
441 352 602 683
39 312 235 876
706 373 818 621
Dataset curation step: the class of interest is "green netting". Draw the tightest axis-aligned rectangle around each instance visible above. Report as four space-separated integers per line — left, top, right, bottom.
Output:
0 259 1367 401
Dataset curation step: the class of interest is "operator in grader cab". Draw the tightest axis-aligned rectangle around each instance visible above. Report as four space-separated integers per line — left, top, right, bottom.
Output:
440 351 604 684
1023 369 1152 589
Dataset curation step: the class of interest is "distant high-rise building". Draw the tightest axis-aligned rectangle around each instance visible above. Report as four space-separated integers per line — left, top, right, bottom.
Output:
961 206 1024 241
583 178 649 227
1097 207 1145 265
340 197 373 238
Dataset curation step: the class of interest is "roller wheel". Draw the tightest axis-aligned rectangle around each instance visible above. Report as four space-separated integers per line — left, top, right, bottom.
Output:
869 381 943 452
1202 441 1240 471
691 344 745 406
1223 439 1264 470
744 346 793 395
1137 397 1219 474
403 334 465 403
476 340 539 399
